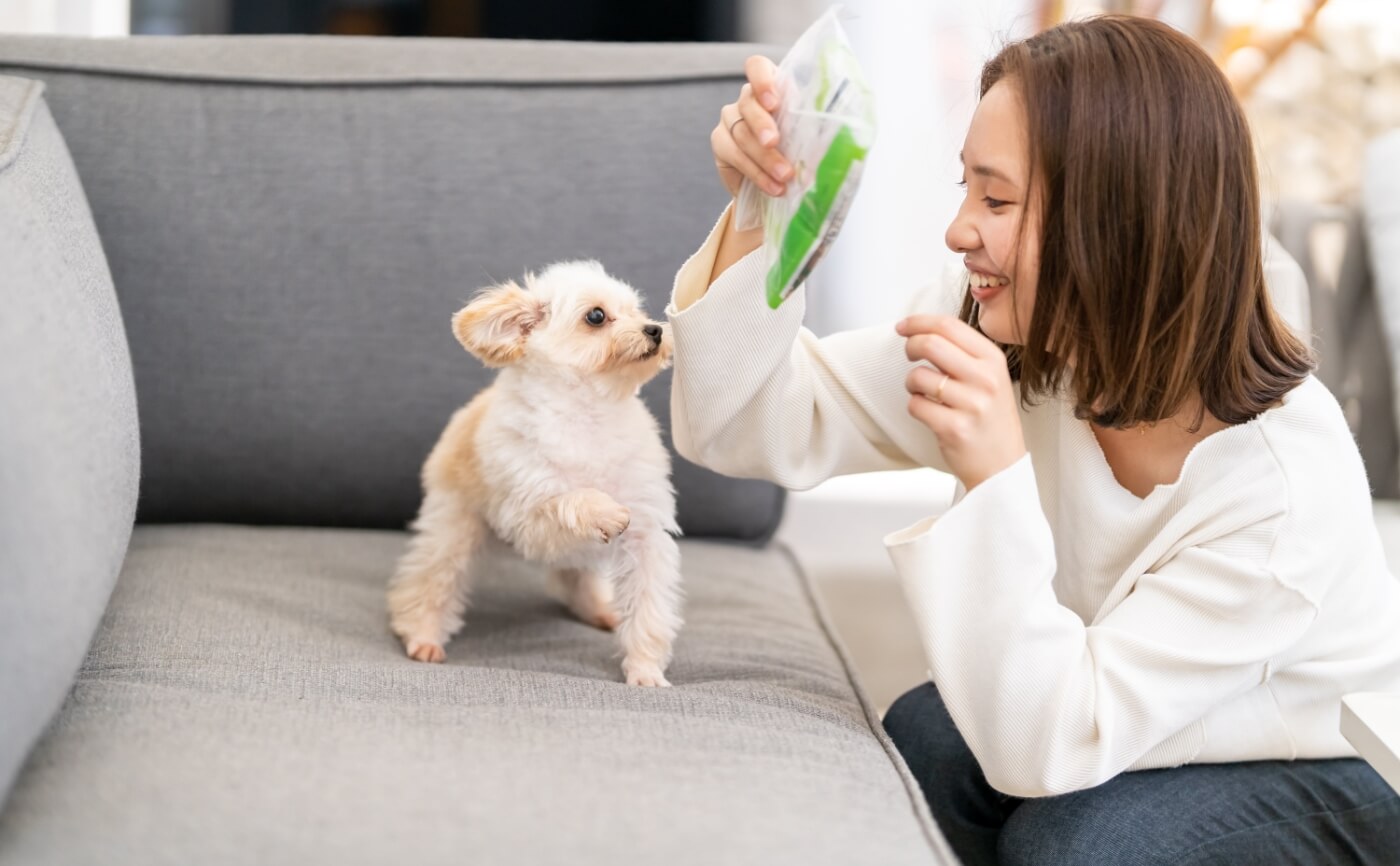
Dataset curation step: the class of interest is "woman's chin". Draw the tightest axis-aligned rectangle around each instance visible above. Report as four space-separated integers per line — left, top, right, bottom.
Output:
978 314 1015 345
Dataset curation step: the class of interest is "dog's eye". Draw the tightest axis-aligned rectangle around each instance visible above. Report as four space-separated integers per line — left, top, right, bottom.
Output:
585 308 607 327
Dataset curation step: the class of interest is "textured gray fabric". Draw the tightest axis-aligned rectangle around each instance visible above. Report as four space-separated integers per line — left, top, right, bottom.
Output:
0 77 140 805
0 36 783 539
0 526 953 866
0 34 771 85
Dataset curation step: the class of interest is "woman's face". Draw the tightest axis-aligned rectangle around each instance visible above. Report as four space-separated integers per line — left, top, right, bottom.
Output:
945 80 1039 346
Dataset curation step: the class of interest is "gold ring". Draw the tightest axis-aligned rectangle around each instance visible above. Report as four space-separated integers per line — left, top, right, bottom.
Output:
728 115 747 135
932 373 949 404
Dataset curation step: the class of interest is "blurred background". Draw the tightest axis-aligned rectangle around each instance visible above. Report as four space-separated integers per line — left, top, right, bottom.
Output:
6 0 1395 326
4 0 1398 708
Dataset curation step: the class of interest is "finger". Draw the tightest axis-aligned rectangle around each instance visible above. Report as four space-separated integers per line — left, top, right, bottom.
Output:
907 392 957 435
897 314 999 358
903 334 979 381
715 107 783 194
744 55 780 111
713 109 784 196
737 83 781 148
731 106 791 184
905 366 972 409
895 314 956 337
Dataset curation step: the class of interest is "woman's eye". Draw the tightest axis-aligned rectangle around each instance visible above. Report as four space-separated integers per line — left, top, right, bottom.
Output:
984 197 1009 209
585 308 607 327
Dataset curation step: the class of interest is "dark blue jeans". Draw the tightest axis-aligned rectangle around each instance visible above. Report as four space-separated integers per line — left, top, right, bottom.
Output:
883 683 1400 865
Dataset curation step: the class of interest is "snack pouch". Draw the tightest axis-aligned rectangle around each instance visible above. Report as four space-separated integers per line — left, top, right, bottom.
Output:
734 7 876 309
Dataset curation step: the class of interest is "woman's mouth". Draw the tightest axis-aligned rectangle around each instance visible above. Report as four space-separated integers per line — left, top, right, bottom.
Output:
967 269 1010 302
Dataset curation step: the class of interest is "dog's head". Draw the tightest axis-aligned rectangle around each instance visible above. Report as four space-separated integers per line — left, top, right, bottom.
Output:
452 260 672 394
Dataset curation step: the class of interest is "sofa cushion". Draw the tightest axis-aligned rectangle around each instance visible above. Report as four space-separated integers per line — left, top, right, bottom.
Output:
0 76 139 806
0 526 954 865
0 35 783 541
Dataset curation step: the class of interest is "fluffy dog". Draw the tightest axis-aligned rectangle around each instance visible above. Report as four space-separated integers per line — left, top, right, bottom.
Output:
387 260 683 686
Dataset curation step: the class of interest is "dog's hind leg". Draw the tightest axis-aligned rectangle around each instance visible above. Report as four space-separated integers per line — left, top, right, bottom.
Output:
387 489 484 663
551 567 620 631
613 526 683 687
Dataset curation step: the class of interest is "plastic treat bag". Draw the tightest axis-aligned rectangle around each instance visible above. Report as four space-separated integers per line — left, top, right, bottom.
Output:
734 7 876 309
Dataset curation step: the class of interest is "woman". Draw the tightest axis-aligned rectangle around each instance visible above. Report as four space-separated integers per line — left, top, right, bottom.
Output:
667 15 1400 866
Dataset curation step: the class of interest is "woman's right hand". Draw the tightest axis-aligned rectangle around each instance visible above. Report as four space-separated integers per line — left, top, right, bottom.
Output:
711 55 792 199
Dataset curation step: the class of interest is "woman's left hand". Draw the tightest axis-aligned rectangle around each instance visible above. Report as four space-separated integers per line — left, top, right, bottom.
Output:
896 314 1027 491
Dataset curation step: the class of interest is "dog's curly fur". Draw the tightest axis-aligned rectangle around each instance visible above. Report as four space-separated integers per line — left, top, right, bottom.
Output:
387 261 682 686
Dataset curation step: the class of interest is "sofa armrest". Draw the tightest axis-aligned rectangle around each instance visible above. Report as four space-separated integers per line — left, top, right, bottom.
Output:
0 76 139 805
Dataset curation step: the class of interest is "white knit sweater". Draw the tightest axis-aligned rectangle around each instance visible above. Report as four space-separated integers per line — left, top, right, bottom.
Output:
667 208 1400 797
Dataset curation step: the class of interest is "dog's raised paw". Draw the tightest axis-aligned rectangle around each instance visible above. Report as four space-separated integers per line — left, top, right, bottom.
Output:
593 502 631 543
407 641 446 663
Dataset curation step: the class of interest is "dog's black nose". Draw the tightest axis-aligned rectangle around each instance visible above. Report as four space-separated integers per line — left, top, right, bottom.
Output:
643 324 663 345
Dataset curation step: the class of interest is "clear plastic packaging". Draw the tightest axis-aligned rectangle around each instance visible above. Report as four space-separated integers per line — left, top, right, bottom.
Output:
734 7 876 309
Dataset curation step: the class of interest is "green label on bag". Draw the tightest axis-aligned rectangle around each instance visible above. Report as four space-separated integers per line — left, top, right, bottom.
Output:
766 124 868 309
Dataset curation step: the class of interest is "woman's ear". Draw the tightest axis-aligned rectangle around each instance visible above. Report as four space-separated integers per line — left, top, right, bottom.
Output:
452 280 545 367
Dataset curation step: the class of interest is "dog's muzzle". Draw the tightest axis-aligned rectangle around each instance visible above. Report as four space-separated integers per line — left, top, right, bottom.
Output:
640 324 664 359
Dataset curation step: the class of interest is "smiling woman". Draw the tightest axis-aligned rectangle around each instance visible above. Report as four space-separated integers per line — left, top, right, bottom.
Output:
948 82 1037 349
669 12 1400 866
961 18 1313 436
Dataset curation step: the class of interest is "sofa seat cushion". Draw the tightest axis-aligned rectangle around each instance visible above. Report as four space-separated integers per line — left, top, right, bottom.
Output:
0 526 951 865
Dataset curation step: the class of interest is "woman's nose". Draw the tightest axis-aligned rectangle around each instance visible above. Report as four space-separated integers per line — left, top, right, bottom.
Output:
945 207 978 254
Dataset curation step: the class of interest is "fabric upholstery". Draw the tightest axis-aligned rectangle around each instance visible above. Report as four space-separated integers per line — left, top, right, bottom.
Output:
0 525 953 865
0 35 784 539
0 76 140 805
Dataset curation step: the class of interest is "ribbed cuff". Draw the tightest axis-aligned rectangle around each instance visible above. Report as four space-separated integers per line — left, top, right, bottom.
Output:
667 213 808 453
669 204 733 314
883 454 1057 667
884 453 1042 549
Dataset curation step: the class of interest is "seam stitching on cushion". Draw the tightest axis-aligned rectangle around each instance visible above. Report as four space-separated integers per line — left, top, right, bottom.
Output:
0 62 746 90
0 77 44 174
775 539 958 864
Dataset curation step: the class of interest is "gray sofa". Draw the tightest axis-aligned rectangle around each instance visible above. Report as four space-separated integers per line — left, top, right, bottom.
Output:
0 37 957 865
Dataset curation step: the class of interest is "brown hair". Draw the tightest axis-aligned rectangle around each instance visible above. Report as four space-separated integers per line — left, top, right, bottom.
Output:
964 15 1313 428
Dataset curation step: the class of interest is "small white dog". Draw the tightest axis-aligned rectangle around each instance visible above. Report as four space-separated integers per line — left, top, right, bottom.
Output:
387 260 683 686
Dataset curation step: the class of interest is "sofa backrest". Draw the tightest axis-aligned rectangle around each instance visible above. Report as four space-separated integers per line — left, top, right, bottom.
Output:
0 36 784 540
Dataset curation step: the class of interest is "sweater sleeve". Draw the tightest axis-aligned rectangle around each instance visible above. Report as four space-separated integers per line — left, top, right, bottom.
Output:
884 455 1319 797
666 205 957 489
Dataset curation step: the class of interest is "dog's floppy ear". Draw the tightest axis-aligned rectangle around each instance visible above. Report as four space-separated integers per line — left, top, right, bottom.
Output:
452 280 545 367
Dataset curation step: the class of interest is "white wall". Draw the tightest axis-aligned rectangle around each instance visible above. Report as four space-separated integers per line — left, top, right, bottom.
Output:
0 0 130 35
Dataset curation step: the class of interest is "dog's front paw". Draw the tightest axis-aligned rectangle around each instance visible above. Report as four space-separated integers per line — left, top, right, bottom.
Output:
405 639 446 664
557 489 631 545
592 500 631 543
623 661 671 688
